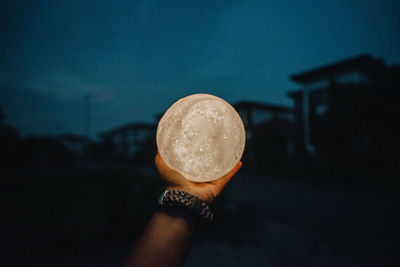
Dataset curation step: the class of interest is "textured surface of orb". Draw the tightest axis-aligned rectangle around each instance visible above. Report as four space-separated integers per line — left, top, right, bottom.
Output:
157 94 246 182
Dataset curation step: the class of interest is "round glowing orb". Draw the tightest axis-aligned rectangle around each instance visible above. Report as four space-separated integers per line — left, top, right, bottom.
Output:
156 94 245 182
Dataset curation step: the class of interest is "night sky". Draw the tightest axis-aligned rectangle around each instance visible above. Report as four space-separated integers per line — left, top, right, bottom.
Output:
1 0 399 137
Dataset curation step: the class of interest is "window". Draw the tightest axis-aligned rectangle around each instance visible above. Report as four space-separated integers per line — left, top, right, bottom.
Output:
335 72 370 85
278 112 294 121
253 109 273 125
315 104 328 116
304 79 329 90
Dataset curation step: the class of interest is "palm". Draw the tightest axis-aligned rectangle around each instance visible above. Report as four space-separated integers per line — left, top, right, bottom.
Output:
155 153 242 204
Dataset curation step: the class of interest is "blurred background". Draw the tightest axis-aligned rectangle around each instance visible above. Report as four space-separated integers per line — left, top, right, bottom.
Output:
1 0 400 266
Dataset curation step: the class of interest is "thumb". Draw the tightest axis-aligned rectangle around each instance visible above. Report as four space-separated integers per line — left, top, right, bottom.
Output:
212 161 242 195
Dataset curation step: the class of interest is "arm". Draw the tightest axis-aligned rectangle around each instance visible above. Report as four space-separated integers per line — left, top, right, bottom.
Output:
123 153 242 267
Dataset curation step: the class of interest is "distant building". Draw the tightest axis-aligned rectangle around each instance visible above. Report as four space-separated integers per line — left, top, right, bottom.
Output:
288 54 397 153
288 54 400 181
234 101 294 138
233 101 296 170
55 134 91 154
99 123 156 157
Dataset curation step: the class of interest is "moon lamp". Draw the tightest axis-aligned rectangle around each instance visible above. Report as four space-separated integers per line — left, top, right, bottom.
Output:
156 94 245 182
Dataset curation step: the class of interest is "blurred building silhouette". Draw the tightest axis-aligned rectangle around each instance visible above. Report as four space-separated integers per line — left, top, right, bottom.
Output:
233 101 296 172
289 54 400 180
289 54 384 151
99 122 156 158
55 134 91 154
234 101 294 136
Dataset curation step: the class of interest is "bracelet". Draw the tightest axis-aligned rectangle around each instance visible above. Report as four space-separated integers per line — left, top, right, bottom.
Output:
158 190 214 223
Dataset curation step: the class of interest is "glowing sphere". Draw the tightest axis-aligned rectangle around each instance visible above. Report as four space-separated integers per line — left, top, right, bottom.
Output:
156 94 245 182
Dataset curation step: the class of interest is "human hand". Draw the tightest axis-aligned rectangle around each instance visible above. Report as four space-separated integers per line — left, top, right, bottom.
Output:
155 152 242 204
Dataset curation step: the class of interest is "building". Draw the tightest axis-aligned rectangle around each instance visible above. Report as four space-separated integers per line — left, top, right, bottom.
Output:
234 101 294 137
288 54 396 151
233 101 296 171
288 54 400 178
99 122 156 157
54 134 91 154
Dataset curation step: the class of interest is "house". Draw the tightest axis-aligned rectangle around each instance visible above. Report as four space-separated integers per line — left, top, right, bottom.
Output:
288 54 396 153
288 54 400 178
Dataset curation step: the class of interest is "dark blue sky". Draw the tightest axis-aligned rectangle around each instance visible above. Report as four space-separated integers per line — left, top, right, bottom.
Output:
1 0 399 137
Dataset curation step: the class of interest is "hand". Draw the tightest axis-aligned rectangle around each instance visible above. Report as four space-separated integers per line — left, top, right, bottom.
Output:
155 152 242 204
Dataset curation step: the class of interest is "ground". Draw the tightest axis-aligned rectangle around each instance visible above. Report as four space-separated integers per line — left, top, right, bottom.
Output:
2 171 399 266
185 173 400 266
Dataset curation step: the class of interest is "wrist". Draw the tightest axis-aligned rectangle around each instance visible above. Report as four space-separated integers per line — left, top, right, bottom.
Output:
158 189 214 224
165 186 214 204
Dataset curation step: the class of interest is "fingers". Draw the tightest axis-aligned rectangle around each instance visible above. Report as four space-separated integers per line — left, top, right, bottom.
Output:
155 152 172 177
225 161 242 180
154 152 162 168
154 152 163 172
212 161 242 194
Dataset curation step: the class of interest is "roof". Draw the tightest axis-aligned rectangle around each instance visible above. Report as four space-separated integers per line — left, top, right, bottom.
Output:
233 101 292 112
291 54 385 84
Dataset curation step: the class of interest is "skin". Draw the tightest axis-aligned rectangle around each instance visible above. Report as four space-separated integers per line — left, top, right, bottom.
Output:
123 153 242 267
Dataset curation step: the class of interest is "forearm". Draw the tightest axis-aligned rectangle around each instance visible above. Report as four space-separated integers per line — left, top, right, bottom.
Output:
123 207 197 267
123 156 241 266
